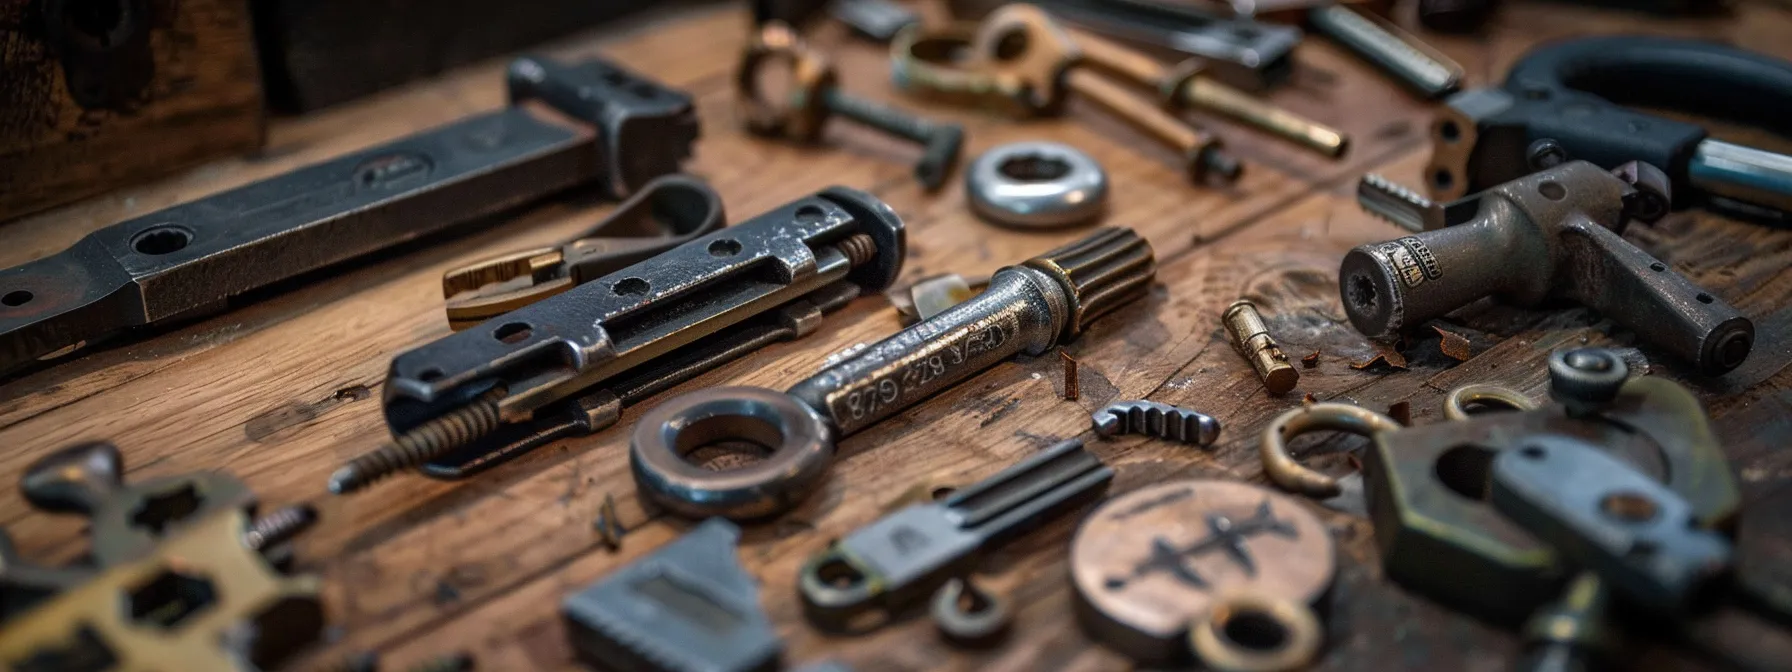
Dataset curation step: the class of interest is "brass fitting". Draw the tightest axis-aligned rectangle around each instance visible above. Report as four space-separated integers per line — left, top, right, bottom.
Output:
1223 299 1298 395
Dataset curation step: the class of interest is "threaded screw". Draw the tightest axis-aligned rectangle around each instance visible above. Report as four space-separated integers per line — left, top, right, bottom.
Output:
329 387 506 495
243 504 318 551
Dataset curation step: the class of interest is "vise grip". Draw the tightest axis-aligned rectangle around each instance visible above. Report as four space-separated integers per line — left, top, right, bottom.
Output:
1428 36 1792 222
0 55 696 377
1342 161 1753 376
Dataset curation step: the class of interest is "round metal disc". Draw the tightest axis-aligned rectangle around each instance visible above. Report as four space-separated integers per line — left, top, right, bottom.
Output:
1070 480 1335 665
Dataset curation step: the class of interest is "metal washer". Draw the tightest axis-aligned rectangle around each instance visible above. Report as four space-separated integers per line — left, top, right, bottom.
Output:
966 141 1108 229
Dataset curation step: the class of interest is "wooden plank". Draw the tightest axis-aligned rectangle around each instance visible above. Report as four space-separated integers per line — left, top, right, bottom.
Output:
0 2 1789 670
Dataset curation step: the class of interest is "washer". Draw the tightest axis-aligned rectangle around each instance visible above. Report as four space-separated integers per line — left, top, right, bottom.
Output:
966 141 1108 228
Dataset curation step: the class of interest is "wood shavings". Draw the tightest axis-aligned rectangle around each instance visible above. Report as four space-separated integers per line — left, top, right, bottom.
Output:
1302 351 1319 368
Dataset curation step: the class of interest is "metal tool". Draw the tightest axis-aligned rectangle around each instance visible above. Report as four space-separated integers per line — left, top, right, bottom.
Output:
1302 4 1463 99
441 175 726 330
1188 590 1324 672
1037 0 1301 92
1429 36 1792 222
1223 299 1299 395
1260 403 1402 498
831 0 920 42
0 55 696 377
967 141 1109 228
1365 347 1741 625
1091 400 1221 446
931 578 1013 647
739 22 963 191
341 187 905 491
561 518 782 672
888 273 991 325
1357 173 1444 233
632 227 1154 519
1491 436 1733 614
1070 480 1335 665
983 5 1347 158
1340 161 1753 376
967 5 1257 179
799 439 1113 629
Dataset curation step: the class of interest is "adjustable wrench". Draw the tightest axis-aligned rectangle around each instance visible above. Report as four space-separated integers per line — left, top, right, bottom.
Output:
335 187 906 490
0 55 696 377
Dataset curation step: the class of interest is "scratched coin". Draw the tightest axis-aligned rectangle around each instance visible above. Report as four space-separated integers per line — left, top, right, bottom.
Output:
1070 480 1335 664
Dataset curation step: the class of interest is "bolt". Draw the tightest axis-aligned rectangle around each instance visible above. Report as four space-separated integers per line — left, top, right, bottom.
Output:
818 89 965 190
243 504 318 551
1528 138 1569 170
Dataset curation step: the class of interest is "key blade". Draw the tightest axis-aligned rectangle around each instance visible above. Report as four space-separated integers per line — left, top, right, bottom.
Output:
1357 174 1442 232
946 439 1114 532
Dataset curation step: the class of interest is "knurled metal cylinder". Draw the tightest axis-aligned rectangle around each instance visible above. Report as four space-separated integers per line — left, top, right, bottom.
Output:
1024 227 1157 340
1223 299 1299 395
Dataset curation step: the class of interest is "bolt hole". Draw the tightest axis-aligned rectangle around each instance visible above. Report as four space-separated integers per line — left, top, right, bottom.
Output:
129 484 203 535
708 239 743 257
493 322 532 344
417 368 445 382
1 290 32 307
1696 293 1714 304
794 205 826 225
131 226 191 256
998 154 1071 182
1601 492 1659 523
1520 445 1546 460
816 558 867 589
1219 609 1290 652
1430 168 1454 191
1538 181 1567 200
930 486 957 500
1434 444 1496 501
1438 120 1461 143
613 278 650 296
1650 262 1666 272
993 28 1030 61
1347 274 1377 312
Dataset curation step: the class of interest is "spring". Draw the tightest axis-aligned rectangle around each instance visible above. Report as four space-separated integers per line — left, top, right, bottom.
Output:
243 504 318 551
328 387 505 494
835 233 876 267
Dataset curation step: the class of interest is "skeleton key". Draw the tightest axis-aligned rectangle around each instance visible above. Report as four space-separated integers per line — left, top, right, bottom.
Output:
798 439 1113 630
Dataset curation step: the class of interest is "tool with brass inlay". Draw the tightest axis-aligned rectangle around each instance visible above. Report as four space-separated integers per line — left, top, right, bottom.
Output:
335 187 906 491
632 228 1155 520
976 4 1348 158
441 175 726 330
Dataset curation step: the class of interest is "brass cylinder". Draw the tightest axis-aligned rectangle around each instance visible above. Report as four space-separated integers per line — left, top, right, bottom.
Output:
1223 299 1298 395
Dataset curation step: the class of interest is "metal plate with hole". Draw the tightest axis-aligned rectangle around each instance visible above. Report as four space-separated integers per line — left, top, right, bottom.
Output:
1071 480 1334 665
967 142 1108 228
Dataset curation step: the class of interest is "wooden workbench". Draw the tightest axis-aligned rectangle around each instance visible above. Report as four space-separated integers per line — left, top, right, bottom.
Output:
2 2 1789 669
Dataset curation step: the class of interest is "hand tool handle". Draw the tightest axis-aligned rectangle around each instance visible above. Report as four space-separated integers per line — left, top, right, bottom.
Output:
1507 36 1792 138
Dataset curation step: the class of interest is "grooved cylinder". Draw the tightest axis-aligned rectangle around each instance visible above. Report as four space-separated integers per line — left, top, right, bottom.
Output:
1223 300 1299 395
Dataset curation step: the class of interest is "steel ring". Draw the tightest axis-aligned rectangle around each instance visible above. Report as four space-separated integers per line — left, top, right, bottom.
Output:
966 142 1108 229
1189 591 1323 672
931 578 1011 647
1260 402 1403 498
1443 384 1538 421
630 386 834 520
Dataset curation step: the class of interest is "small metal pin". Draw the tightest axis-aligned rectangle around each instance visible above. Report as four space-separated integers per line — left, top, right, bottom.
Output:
1223 299 1299 395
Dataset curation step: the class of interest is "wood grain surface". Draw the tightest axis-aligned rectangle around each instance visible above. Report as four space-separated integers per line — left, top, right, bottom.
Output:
1 2 1789 670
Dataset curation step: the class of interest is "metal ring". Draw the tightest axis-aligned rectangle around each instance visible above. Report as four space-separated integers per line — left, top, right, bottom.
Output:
1443 384 1538 421
966 142 1108 229
629 386 834 520
1260 403 1403 498
931 578 1011 647
1189 591 1323 672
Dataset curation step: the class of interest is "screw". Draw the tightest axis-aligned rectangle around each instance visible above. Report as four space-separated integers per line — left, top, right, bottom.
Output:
819 89 965 190
243 504 318 551
329 387 507 494
593 493 626 551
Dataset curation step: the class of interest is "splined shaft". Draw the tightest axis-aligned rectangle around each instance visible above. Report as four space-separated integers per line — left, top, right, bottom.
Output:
329 387 506 494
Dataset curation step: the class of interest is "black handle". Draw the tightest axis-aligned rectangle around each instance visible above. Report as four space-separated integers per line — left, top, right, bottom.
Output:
1506 35 1792 137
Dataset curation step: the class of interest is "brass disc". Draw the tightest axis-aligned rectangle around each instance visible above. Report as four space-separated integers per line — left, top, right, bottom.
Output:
1070 480 1335 664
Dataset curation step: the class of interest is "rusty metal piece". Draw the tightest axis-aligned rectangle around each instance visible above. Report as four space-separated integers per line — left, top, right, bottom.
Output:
1349 341 1408 370
1223 300 1299 395
739 22 963 190
1443 383 1537 422
1434 325 1473 360
1339 162 1752 375
1189 591 1324 672
0 507 323 671
1259 402 1403 498
1062 350 1080 400
1301 351 1318 368
1070 480 1334 665
1092 400 1221 446
1365 350 1741 625
441 175 726 330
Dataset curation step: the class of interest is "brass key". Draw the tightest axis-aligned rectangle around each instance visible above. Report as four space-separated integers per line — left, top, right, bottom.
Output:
978 3 1348 159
